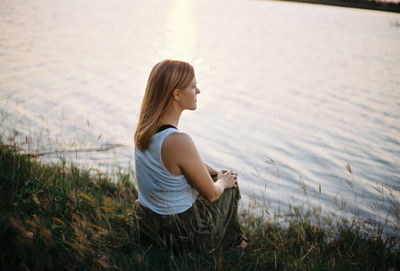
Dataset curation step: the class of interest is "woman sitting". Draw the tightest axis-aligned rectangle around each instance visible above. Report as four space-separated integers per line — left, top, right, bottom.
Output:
133 59 248 252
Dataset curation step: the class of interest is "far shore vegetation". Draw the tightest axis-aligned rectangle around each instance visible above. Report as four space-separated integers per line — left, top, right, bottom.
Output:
1 138 399 270
272 0 400 13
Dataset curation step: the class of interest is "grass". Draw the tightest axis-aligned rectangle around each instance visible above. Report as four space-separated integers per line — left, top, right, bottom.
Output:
1 142 399 270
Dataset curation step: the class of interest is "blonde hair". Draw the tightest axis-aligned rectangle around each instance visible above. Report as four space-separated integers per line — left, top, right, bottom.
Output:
134 59 195 151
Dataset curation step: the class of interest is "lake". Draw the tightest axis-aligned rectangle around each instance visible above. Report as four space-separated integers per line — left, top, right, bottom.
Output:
1 0 399 232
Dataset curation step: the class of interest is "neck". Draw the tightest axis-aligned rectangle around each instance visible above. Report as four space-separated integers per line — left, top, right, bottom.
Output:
160 102 183 128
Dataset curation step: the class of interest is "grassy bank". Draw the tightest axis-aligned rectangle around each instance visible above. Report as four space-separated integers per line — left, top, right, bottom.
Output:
1 143 399 270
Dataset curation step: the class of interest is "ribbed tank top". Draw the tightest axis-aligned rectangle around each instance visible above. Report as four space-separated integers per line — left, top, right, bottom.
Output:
135 127 197 215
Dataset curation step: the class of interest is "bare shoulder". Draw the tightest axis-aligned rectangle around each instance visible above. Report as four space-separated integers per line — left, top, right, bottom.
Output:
164 132 195 150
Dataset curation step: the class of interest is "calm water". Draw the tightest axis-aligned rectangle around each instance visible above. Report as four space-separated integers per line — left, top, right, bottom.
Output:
1 0 399 231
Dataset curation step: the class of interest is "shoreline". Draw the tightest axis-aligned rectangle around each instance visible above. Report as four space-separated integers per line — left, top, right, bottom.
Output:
271 0 400 13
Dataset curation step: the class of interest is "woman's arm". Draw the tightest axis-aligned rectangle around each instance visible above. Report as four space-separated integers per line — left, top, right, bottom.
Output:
204 162 219 176
162 132 236 202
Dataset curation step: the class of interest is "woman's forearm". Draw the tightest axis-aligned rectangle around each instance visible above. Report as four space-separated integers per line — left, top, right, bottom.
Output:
208 170 236 202
209 178 228 202
204 162 219 175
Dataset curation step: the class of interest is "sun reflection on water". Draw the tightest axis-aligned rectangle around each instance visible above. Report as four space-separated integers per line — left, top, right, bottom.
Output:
162 0 197 61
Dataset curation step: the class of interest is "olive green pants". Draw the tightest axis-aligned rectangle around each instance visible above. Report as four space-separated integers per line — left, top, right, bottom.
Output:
134 180 243 252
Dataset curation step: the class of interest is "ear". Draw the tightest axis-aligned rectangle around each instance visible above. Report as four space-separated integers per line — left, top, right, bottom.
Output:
172 88 181 101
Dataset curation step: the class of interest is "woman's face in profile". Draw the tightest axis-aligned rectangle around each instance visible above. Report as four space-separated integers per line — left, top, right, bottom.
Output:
180 77 200 110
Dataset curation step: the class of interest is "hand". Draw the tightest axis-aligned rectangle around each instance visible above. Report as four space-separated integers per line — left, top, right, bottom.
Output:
217 170 237 189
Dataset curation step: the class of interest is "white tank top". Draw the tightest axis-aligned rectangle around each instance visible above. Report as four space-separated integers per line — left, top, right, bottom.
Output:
135 127 197 215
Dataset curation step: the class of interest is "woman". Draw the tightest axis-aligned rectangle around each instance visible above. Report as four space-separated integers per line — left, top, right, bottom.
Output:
134 59 247 252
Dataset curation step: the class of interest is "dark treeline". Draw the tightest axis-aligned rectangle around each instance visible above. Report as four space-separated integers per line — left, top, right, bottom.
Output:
276 0 400 13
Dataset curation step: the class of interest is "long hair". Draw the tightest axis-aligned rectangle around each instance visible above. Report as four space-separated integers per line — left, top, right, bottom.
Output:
134 59 195 151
